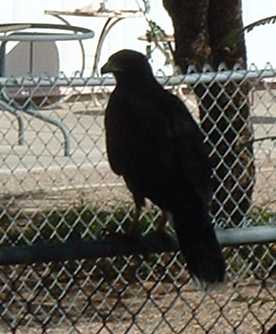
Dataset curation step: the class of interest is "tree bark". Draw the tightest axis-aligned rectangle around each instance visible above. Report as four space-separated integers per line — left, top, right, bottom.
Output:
163 0 255 226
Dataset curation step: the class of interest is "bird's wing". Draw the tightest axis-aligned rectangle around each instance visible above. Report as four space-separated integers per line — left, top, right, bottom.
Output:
104 90 131 176
168 93 213 204
105 85 212 204
105 88 174 176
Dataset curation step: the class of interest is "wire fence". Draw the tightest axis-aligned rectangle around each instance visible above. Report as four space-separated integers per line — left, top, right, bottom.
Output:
0 66 275 333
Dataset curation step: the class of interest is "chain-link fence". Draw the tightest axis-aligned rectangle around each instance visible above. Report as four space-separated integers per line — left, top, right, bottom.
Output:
0 66 275 333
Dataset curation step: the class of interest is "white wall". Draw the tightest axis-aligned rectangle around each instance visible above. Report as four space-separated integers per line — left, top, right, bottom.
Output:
0 0 275 76
242 0 276 67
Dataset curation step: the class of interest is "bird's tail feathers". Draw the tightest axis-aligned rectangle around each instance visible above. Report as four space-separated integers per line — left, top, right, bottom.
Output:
171 205 225 286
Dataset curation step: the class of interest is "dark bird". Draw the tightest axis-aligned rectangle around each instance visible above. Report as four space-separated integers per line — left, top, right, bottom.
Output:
267 324 276 334
101 49 225 284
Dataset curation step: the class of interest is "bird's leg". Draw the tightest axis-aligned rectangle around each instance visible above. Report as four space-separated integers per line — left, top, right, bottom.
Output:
103 203 141 240
127 203 142 236
126 193 145 236
156 210 168 234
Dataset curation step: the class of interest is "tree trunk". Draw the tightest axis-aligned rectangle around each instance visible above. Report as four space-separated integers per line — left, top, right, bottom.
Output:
163 0 255 226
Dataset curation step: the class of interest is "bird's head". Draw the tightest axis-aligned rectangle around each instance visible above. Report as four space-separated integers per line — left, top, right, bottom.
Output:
101 49 154 85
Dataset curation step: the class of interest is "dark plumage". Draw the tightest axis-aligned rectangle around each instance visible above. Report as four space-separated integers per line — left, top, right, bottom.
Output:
101 49 225 284
267 324 276 334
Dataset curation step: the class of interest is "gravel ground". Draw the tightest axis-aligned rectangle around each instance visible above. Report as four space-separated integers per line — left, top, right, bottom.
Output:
1 278 275 334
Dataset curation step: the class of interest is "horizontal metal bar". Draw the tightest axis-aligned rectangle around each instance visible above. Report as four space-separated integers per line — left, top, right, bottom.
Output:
0 68 275 88
0 68 276 87
0 76 111 87
0 24 33 33
0 23 94 41
0 234 175 266
0 226 275 266
0 31 94 42
217 225 276 246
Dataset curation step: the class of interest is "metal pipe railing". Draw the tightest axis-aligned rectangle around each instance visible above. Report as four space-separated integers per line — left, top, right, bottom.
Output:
0 67 275 88
0 225 275 266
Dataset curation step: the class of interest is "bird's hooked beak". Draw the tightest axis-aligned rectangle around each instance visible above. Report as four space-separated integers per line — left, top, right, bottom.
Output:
101 60 121 75
101 61 112 75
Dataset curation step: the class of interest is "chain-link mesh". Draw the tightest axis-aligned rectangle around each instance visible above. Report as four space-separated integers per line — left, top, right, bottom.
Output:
0 66 275 333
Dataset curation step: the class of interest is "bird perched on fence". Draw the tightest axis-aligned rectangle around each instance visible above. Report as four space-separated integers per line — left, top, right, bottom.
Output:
101 49 225 285
267 324 276 334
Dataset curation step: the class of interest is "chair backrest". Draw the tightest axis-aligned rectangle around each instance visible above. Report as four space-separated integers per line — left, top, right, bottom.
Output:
5 40 59 76
0 40 61 107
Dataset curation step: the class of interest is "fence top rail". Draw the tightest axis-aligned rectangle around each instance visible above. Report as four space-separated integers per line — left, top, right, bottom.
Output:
0 67 276 88
0 225 276 266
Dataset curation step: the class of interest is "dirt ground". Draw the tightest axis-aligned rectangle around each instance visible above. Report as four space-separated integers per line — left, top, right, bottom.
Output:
1 277 275 334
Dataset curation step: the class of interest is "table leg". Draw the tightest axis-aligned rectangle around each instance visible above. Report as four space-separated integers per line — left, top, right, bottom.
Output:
92 17 124 76
0 42 25 145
